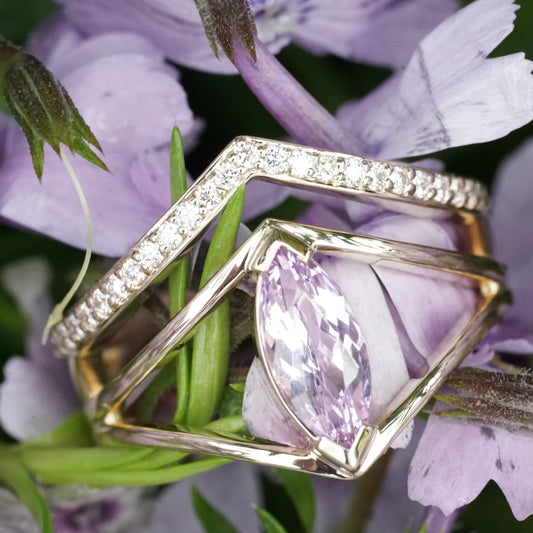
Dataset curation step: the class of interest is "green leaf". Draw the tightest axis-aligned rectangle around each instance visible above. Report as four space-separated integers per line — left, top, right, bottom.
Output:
137 363 176 421
0 453 52 533
26 456 230 487
217 383 244 418
192 486 239 533
273 469 315 533
186 185 246 427
255 508 289 533
15 446 155 474
116 449 186 471
169 126 192 426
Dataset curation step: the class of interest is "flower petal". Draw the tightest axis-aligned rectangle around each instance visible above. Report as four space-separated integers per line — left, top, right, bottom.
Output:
338 0 533 158
150 462 261 533
0 357 78 441
408 415 533 520
1 24 197 256
491 137 533 326
0 149 168 256
292 0 457 69
60 0 235 73
243 358 308 447
320 259 409 421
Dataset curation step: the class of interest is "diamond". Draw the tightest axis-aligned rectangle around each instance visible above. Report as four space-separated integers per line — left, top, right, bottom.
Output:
136 240 163 271
343 158 365 188
257 145 290 174
102 275 129 307
366 162 390 192
171 202 202 235
195 181 221 211
256 247 371 448
155 221 183 252
433 174 452 203
413 170 434 200
214 162 242 191
65 315 85 342
389 166 413 195
316 156 346 185
76 302 98 331
50 322 69 347
289 150 318 179
88 288 113 321
120 258 146 290
450 177 467 208
464 180 481 210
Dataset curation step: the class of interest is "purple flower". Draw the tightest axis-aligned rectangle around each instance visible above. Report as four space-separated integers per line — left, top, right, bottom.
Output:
0 483 153 533
240 1 533 521
0 16 198 257
337 0 533 159
235 0 533 157
150 462 261 533
0 258 78 440
58 0 458 73
407 137 533 521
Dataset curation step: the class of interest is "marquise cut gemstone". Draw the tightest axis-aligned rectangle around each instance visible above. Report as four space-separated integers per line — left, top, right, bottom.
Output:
256 247 371 448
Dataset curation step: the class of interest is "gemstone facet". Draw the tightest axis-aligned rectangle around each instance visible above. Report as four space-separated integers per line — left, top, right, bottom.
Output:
256 247 371 448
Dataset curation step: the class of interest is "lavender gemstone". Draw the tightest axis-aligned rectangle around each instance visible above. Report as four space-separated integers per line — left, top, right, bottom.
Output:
256 247 371 448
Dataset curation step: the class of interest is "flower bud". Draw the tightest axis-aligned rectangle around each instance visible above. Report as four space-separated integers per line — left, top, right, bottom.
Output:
193 0 256 61
0 36 106 178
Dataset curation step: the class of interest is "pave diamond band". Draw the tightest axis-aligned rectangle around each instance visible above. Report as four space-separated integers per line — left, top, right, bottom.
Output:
50 136 489 357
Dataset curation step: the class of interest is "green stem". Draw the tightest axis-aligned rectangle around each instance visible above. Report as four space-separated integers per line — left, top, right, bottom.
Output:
186 186 246 427
169 127 192 426
29 457 230 487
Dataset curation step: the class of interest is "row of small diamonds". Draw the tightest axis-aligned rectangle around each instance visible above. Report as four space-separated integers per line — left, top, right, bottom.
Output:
51 137 489 356
50 142 250 356
243 138 489 211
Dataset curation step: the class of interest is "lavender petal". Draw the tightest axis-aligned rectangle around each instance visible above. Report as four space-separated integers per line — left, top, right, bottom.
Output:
338 0 533 158
0 357 78 441
0 24 197 256
408 414 533 520
292 0 458 69
150 462 261 533
243 358 308 447
320 259 409 422
491 137 533 326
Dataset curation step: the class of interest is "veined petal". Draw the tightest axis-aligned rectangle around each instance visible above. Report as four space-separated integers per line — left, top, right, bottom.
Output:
338 0 533 158
60 0 458 71
291 0 458 69
408 414 533 521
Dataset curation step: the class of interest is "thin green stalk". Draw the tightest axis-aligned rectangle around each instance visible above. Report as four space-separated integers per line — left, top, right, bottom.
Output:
169 127 191 425
186 185 246 427
29 457 230 487
42 147 92 342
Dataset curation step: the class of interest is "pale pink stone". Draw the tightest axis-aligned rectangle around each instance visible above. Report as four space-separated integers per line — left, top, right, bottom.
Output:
255 246 371 448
